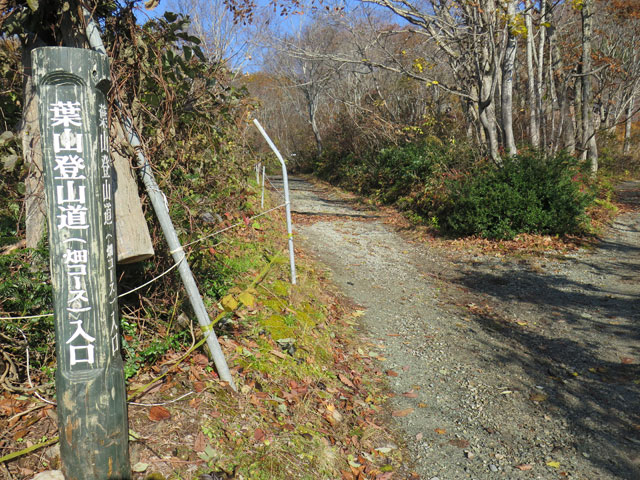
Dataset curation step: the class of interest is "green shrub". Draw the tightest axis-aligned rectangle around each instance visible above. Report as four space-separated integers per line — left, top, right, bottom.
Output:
433 151 594 239
314 139 475 204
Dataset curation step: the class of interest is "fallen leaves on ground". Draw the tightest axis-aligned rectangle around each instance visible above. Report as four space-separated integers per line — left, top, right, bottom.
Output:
391 408 414 417
529 392 548 403
448 438 469 448
148 406 171 421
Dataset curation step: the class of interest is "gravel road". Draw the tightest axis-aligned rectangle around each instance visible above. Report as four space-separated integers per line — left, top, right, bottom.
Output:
282 176 640 480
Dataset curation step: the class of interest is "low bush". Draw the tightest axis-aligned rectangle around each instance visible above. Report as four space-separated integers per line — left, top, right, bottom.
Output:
432 151 595 239
315 142 594 240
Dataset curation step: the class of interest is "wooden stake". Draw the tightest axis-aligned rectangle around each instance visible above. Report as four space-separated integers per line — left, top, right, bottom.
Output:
33 46 130 480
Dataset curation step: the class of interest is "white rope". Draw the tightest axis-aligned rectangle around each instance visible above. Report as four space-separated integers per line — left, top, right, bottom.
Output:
179 203 286 250
0 312 53 321
117 257 185 299
16 328 57 405
264 173 285 197
128 391 194 407
0 204 288 320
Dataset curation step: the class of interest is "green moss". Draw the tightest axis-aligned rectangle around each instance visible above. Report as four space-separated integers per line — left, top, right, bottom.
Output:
262 314 295 340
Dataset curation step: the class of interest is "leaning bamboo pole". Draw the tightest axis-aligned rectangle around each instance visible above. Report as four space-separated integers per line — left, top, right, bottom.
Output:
83 9 235 390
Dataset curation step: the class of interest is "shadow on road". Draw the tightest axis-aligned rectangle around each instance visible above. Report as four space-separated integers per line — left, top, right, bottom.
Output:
451 241 640 478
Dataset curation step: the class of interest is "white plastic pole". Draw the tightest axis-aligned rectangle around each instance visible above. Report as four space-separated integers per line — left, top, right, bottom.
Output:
84 9 236 390
253 119 297 285
261 165 265 209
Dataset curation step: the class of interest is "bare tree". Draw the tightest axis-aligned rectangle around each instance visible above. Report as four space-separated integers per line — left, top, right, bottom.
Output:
168 0 255 69
580 0 598 172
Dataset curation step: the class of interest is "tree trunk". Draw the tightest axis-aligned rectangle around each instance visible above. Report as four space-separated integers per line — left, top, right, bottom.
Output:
547 1 575 154
304 90 323 156
480 73 500 164
581 0 598 173
21 35 46 249
624 91 634 154
525 0 540 148
536 1 547 151
501 0 517 156
575 78 583 150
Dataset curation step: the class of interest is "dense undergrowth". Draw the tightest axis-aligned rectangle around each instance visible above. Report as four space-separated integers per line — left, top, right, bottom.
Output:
308 134 638 240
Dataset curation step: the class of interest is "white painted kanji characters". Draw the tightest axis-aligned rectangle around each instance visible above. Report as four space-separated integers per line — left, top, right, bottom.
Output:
102 179 112 202
57 204 89 230
66 320 96 366
98 104 108 129
50 101 82 128
110 310 119 354
101 154 110 177
56 180 86 205
53 129 83 154
54 155 86 180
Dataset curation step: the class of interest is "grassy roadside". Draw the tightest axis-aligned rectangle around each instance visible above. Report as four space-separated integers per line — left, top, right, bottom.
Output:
0 183 411 480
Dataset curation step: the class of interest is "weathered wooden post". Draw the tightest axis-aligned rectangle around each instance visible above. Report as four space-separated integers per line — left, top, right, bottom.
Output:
33 47 130 480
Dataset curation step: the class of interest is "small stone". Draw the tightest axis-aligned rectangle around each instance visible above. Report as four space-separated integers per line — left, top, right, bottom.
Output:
199 212 217 224
465 450 475 460
489 464 499 472
32 471 64 480
44 444 60 460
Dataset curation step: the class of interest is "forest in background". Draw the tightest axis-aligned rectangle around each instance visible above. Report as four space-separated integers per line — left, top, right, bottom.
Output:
237 0 640 238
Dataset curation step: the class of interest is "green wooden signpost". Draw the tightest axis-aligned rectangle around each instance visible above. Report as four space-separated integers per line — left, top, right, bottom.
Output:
33 47 131 480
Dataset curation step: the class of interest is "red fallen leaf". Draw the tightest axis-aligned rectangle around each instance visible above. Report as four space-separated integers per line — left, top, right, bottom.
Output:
193 354 209 366
148 406 171 421
375 472 393 480
402 390 418 398
621 357 634 364
193 431 207 452
339 373 355 388
386 370 399 377
254 428 266 442
13 429 29 441
243 216 250 226
392 408 414 417
341 470 355 480
193 381 205 393
208 247 217 255
449 438 470 448
515 464 533 471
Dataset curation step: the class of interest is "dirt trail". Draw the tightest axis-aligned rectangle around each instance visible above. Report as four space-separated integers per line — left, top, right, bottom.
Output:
285 177 640 480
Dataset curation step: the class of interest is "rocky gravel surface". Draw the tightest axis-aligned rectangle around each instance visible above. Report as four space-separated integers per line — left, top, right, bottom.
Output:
282 177 640 480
